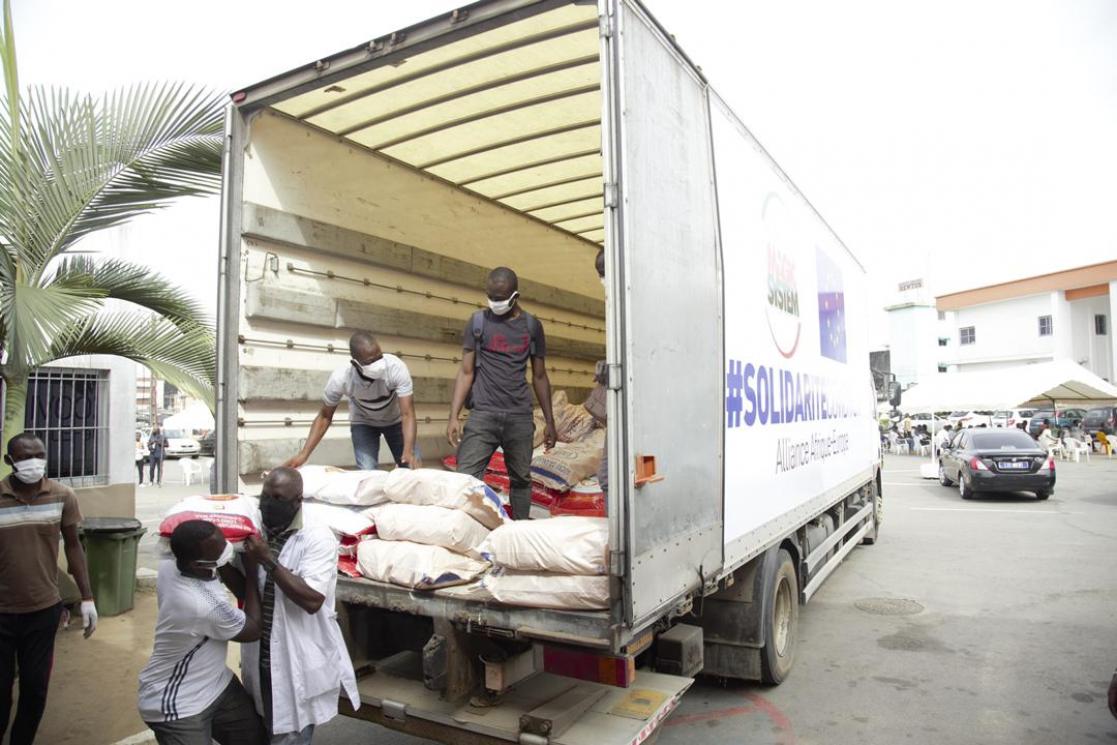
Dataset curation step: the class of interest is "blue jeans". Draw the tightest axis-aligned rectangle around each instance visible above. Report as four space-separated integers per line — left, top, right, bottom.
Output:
350 422 405 470
455 410 535 519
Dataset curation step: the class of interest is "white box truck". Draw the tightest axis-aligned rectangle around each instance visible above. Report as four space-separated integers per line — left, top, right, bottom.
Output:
215 1 884 742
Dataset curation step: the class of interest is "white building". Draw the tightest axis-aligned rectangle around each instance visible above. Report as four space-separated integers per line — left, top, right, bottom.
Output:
882 278 953 389
936 261 1117 381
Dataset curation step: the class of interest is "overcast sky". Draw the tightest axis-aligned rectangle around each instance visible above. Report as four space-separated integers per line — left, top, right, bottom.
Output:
15 0 1117 343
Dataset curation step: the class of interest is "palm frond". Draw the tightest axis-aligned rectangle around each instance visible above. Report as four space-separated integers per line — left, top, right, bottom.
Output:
51 255 209 329
49 311 215 404
0 279 103 373
4 82 225 274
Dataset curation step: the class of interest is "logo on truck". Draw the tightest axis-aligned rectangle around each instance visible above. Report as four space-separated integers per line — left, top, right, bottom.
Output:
764 194 801 359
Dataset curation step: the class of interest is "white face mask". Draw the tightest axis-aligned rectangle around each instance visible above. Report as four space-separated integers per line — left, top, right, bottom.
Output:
11 458 46 484
353 358 387 380
196 541 235 579
488 292 518 316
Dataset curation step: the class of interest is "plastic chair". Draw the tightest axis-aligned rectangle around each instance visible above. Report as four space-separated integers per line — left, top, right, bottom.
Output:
1065 438 1090 463
179 458 205 485
1095 432 1113 458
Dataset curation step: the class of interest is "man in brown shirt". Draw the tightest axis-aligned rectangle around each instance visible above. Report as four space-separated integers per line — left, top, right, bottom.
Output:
1 432 97 745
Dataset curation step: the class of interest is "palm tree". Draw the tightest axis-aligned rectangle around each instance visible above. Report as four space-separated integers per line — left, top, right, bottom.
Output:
0 0 224 465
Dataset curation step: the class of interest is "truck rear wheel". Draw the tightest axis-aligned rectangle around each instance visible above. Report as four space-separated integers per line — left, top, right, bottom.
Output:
760 549 798 685
862 481 881 545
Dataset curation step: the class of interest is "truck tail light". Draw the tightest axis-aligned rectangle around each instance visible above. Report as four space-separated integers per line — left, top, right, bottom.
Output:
969 457 989 471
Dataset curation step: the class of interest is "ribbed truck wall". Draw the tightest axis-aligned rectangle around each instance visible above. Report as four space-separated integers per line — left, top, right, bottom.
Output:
236 112 604 482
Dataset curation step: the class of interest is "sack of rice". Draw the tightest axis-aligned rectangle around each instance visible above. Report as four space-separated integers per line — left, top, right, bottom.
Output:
551 390 597 443
356 539 489 590
478 516 607 575
159 494 261 543
300 500 377 541
384 468 509 529
530 430 605 491
297 465 390 507
369 503 489 558
483 570 609 610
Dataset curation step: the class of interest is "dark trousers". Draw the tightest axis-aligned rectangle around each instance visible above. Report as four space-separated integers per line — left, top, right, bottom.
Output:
136 459 145 483
146 675 266 745
0 603 63 745
351 421 405 470
149 456 165 484
456 410 535 519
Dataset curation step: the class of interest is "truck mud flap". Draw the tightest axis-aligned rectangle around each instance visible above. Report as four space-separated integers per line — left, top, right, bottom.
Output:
343 662 693 745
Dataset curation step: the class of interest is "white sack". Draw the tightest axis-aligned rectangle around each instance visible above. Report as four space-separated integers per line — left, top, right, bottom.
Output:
483 571 609 610
370 503 489 558
478 516 607 575
300 500 376 539
384 468 508 529
297 465 390 507
356 539 489 590
160 494 261 542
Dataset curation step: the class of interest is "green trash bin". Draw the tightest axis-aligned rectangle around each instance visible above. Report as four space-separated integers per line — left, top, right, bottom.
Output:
78 517 146 617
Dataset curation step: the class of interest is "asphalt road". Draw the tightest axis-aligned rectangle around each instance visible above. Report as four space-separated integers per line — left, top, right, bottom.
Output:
309 453 1117 745
133 457 214 572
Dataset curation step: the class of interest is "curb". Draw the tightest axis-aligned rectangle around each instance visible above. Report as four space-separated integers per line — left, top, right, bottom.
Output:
136 568 158 591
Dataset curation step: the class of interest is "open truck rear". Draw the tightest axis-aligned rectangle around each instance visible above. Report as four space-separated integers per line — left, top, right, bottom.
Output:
215 1 883 742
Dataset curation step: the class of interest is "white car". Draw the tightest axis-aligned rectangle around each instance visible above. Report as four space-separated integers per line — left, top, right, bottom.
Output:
992 409 1034 430
163 429 201 458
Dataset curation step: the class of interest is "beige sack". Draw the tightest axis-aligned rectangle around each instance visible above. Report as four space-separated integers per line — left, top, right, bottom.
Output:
478 516 608 575
356 539 489 590
529 430 605 491
483 571 609 610
370 503 490 558
384 468 509 529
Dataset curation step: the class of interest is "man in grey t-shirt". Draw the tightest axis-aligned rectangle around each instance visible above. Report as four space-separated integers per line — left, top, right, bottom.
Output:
447 267 557 519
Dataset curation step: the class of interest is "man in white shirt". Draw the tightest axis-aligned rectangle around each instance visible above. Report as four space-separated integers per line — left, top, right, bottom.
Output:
239 468 359 744
284 331 418 470
138 520 266 745
935 424 954 452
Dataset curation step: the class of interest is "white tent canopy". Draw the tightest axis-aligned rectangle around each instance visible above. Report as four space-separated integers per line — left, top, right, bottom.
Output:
162 402 215 433
901 360 1117 414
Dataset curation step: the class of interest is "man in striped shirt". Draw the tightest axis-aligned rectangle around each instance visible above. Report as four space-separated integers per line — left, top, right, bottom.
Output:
0 433 96 745
137 521 266 744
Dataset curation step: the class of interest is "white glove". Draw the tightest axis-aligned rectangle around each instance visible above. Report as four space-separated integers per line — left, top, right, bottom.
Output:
81 600 98 638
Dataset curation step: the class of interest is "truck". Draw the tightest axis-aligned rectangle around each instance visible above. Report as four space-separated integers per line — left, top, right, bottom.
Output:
214 1 884 742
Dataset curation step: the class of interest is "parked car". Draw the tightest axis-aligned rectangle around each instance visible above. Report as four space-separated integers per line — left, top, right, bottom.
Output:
198 431 215 457
938 428 1055 500
947 410 994 428
992 409 1034 429
162 428 201 458
1082 406 1117 436
1026 408 1088 437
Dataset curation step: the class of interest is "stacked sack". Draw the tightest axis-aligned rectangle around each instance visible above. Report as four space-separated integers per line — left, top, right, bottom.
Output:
296 466 385 559
356 469 508 590
478 516 609 610
526 390 607 515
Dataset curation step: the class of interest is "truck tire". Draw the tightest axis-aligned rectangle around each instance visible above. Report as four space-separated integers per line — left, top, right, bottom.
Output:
760 549 798 685
862 481 881 545
938 462 954 487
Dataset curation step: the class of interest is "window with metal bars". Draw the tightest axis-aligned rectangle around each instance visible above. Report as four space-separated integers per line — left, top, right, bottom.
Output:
23 368 109 487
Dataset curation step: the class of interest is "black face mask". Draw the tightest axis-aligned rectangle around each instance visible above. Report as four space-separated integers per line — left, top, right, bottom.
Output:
260 495 300 536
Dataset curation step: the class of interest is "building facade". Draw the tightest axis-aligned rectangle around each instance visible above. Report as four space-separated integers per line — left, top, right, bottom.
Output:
882 278 954 389
24 355 137 517
936 261 1117 381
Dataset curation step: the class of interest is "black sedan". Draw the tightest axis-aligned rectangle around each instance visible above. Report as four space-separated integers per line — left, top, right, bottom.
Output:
938 428 1055 500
